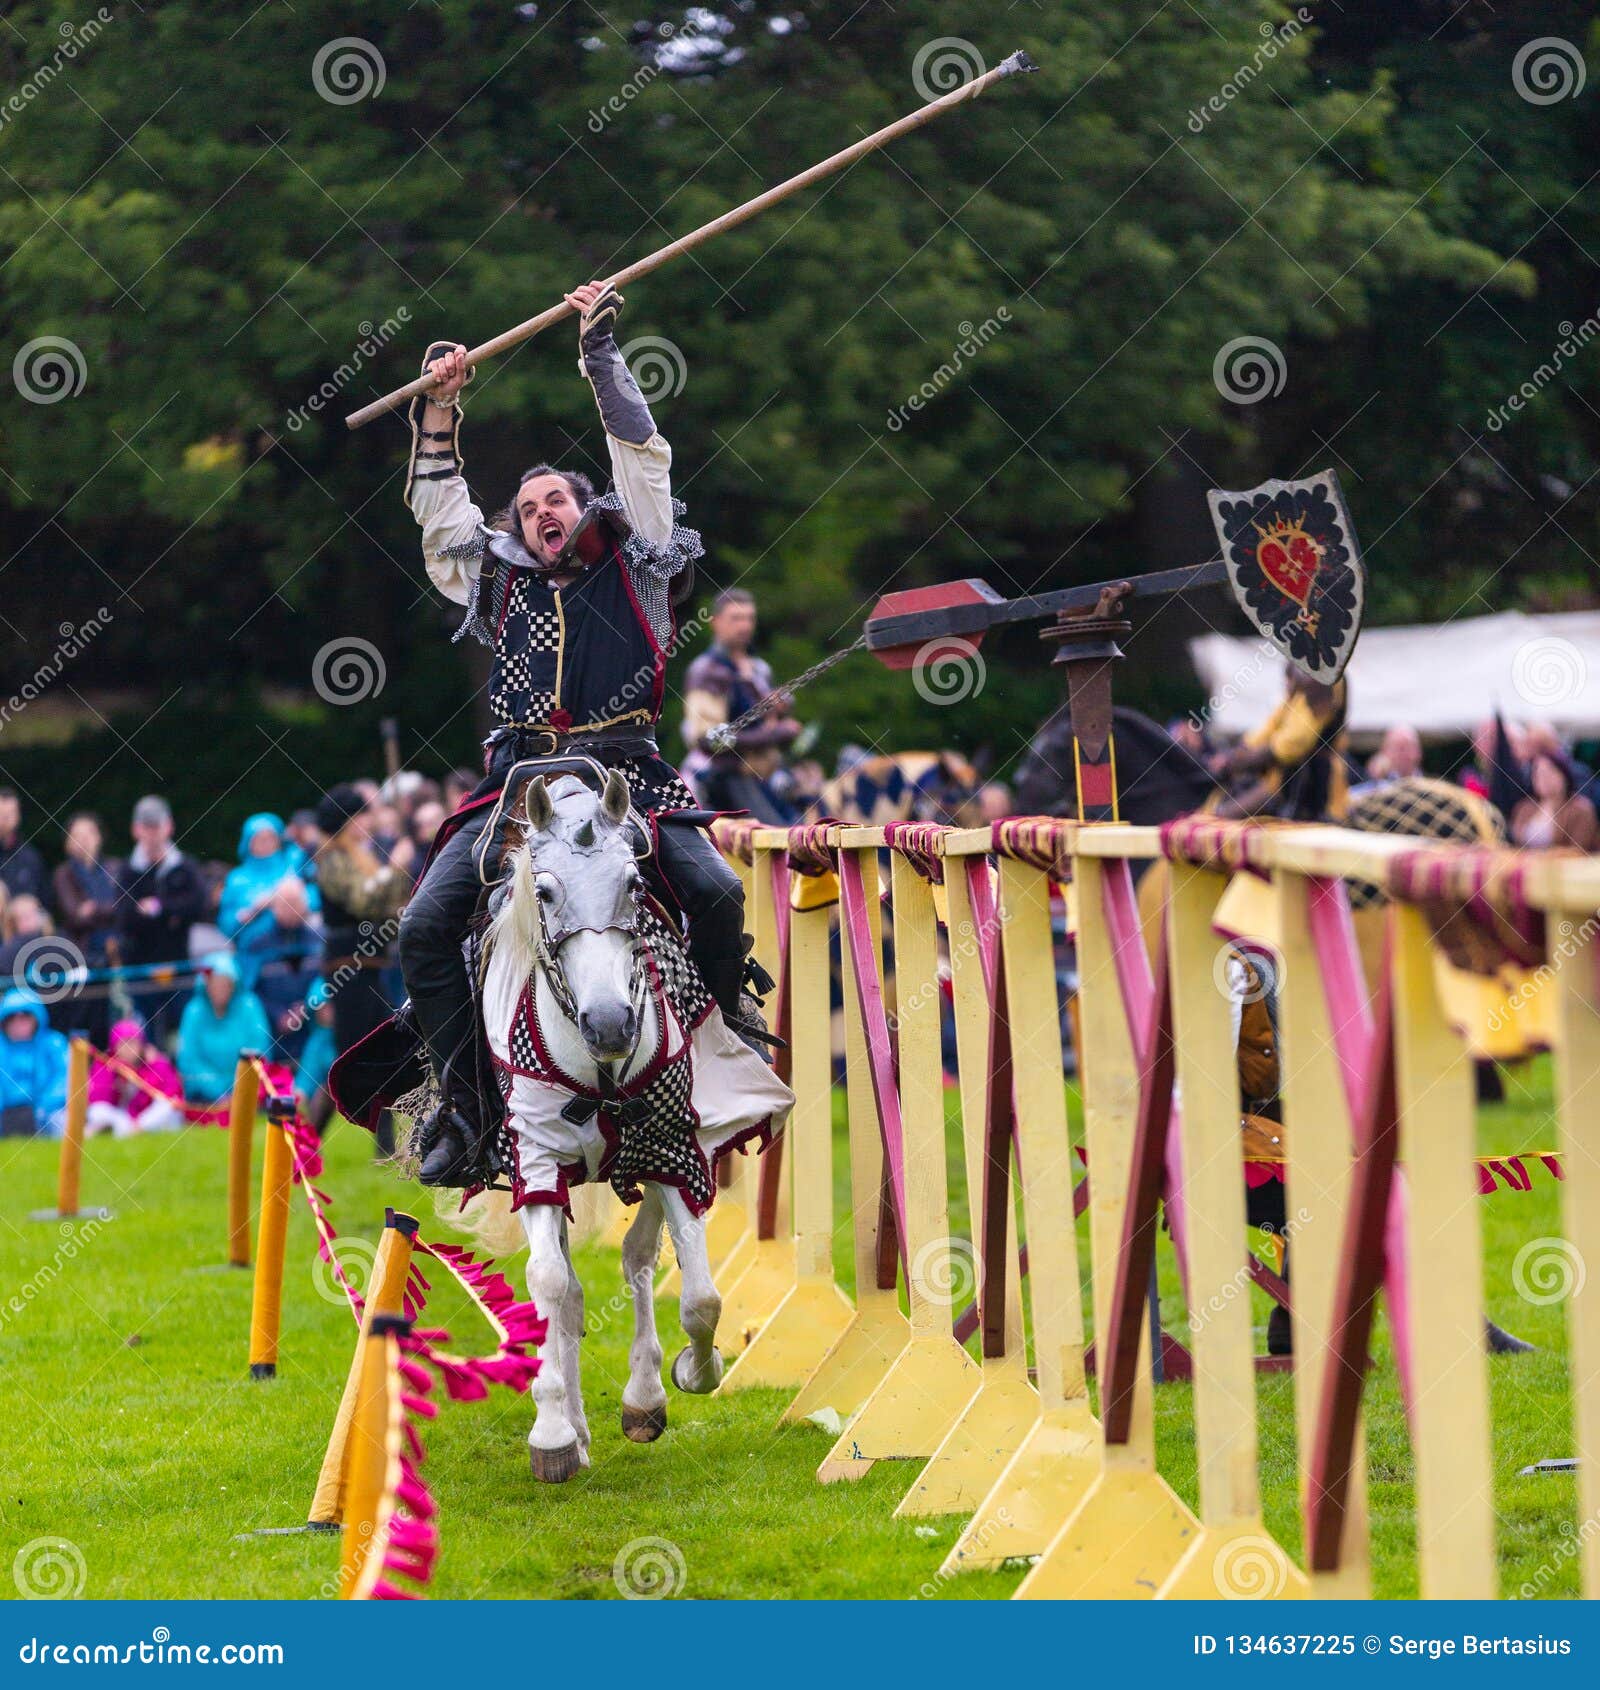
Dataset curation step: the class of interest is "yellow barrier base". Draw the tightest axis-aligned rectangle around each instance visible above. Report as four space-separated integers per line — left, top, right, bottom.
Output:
816 1336 981 1484
1014 1463 1200 1599
716 1273 853 1392
781 1291 909 1424
938 1404 1101 1573
1157 1521 1308 1600
894 1357 1038 1518
714 1236 799 1354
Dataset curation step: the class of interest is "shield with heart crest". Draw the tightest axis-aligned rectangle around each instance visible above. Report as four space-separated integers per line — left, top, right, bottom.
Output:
1207 468 1365 683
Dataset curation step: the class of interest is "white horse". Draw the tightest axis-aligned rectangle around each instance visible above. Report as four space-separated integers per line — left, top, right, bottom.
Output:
467 769 791 1483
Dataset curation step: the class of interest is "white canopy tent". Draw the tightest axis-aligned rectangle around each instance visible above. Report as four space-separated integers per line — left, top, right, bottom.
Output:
1189 610 1600 747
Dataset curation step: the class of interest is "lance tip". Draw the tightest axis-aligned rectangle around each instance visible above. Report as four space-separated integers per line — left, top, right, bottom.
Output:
998 49 1040 77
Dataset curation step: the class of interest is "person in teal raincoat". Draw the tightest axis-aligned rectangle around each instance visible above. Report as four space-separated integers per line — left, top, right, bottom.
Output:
218 813 318 956
177 954 272 1105
0 987 70 1136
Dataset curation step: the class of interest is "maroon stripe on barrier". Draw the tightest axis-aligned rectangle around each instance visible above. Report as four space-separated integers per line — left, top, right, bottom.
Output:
1306 875 1375 1122
837 847 910 1263
965 858 1017 1354
1098 901 1175 1447
1102 858 1156 1055
1306 933 1398 1574
980 948 1017 1358
756 850 794 1242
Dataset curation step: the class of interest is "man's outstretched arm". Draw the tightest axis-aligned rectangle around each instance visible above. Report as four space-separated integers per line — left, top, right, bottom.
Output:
406 341 487 606
568 281 676 550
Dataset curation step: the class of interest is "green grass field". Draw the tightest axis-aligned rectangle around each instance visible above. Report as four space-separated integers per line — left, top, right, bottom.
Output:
1 1060 1582 1601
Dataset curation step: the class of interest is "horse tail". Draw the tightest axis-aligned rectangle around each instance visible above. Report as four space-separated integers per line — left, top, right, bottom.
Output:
437 1187 528 1258
436 1185 612 1258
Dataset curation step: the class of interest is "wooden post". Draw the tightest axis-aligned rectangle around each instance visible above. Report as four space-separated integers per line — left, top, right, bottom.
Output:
1550 883 1600 1599
56 1037 91 1218
1390 904 1494 1597
1275 869 1372 1597
310 1210 419 1526
1157 862 1305 1598
226 1055 261 1269
1016 850 1197 1599
248 1101 296 1380
816 839 979 1484
944 846 1100 1575
717 864 854 1391
782 836 910 1424
341 1314 408 1600
713 837 800 1351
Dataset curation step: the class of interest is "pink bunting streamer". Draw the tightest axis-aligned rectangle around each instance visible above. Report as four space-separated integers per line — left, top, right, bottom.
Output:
243 1063 545 1602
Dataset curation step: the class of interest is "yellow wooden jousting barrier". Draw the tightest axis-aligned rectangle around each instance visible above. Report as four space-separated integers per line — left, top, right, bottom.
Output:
714 813 1596 1599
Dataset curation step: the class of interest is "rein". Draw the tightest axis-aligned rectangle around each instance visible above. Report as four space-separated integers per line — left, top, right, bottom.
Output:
525 867 651 1080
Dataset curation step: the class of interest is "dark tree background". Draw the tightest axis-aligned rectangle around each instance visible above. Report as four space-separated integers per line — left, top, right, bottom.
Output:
0 0 1594 854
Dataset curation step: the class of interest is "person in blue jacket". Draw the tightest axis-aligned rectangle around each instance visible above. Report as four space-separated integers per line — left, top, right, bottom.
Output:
218 814 318 955
0 987 70 1137
177 953 271 1105
293 977 339 1134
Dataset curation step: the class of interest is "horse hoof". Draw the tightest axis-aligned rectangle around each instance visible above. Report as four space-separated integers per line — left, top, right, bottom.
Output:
621 1402 668 1442
529 1440 582 1484
671 1346 723 1394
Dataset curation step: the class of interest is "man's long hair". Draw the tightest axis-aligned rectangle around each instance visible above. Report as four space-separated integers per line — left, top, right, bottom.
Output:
490 464 595 534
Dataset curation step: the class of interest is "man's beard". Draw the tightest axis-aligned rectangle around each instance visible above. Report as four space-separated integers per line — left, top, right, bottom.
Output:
526 513 572 565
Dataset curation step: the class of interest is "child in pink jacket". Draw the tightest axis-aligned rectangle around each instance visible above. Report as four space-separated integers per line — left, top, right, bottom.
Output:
87 1019 184 1137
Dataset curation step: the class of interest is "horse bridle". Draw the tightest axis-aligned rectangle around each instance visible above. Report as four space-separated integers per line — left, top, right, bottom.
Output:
525 859 651 1077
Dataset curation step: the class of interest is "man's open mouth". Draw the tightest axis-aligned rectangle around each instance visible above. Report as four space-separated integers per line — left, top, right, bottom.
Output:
540 520 564 549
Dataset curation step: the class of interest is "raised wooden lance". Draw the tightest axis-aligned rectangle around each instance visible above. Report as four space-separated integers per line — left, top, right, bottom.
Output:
346 49 1039 429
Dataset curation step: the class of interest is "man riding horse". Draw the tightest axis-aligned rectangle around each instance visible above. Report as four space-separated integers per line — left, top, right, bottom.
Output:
400 281 763 1187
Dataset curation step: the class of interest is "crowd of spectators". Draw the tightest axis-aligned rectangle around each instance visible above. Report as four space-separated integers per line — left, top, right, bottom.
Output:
0 772 463 1142
2 689 1596 1144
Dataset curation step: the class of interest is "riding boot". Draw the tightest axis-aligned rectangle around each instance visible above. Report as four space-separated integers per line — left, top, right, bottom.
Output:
697 942 782 1054
409 986 497 1188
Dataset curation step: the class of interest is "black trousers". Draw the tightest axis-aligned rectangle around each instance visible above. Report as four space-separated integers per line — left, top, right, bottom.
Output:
331 967 398 1154
397 799 746 1102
